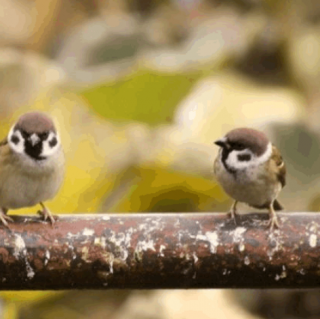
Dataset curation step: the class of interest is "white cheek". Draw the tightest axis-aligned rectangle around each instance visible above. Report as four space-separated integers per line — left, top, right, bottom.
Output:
41 132 60 157
256 143 272 164
8 127 24 154
225 143 273 170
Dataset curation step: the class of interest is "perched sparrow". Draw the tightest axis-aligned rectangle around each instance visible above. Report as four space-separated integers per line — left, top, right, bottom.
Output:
214 128 286 229
0 112 64 226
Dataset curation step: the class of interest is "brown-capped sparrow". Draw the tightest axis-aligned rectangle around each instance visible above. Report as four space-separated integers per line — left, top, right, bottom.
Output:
214 128 286 230
0 112 64 226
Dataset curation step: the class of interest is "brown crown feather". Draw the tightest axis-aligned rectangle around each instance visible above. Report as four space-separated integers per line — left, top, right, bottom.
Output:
14 112 56 134
226 128 269 156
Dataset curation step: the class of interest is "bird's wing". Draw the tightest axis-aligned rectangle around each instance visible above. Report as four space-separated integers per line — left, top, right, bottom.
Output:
270 144 286 188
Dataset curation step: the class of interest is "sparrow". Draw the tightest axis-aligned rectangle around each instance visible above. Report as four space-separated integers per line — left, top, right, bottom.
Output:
0 112 64 226
213 128 286 229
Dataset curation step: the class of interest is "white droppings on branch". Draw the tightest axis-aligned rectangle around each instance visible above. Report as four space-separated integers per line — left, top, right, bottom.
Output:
136 239 156 253
81 246 90 262
174 219 180 228
196 234 207 241
26 263 35 279
267 230 285 259
231 227 247 252
159 245 166 257
233 227 246 241
299 269 306 275
94 237 107 249
110 259 114 274
196 231 219 253
108 228 134 260
67 232 75 239
82 228 95 236
309 234 317 248
44 250 50 266
13 234 26 259
193 252 199 264
275 266 287 281
13 234 35 280
206 231 219 254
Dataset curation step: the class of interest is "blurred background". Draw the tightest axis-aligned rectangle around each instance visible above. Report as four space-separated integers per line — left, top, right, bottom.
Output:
0 0 319 318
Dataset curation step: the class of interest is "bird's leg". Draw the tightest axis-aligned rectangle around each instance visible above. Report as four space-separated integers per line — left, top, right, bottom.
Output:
228 200 238 223
268 202 280 230
0 208 13 227
37 202 57 224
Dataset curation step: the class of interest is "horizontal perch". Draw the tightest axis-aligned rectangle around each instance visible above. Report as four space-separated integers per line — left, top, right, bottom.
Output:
0 212 318 290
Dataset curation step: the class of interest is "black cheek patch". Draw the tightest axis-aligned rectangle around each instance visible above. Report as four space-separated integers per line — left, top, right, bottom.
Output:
49 137 57 147
11 135 20 145
238 154 251 162
221 148 236 175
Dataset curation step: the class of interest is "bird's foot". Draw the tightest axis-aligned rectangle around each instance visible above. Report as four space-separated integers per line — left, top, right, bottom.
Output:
37 204 57 225
0 209 13 227
267 214 280 231
228 209 237 225
227 201 238 225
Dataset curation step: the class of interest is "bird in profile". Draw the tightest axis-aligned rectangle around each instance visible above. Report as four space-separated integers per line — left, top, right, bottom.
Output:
214 128 286 229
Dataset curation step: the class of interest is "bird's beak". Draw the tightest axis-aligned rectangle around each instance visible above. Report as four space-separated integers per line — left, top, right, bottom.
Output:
29 133 40 146
214 139 226 148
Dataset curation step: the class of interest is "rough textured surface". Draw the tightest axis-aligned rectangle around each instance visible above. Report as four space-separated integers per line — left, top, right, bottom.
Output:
0 212 319 289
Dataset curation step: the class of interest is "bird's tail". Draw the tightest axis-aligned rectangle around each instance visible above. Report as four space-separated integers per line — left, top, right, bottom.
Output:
273 199 283 211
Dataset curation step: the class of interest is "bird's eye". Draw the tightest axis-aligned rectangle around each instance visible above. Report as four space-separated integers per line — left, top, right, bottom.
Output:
49 137 57 147
11 135 20 145
21 130 29 139
39 132 49 140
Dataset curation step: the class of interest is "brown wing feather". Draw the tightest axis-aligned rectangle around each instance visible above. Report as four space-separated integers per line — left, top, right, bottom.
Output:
271 145 286 188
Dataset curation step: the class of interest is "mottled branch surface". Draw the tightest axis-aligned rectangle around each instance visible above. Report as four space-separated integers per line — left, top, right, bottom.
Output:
0 212 318 290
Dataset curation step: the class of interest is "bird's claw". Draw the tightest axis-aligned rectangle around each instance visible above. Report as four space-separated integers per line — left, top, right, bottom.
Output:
0 212 13 227
37 208 57 225
267 215 280 231
228 209 237 225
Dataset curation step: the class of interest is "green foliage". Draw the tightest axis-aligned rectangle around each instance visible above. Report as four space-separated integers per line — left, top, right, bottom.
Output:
80 70 201 125
101 165 229 213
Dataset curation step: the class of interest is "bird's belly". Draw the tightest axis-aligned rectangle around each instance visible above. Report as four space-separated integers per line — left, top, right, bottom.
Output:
0 170 62 210
226 181 278 207
216 167 280 207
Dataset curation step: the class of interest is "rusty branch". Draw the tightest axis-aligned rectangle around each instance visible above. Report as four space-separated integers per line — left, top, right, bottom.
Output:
0 212 318 289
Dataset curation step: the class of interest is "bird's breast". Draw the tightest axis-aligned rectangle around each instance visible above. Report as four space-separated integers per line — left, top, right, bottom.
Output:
0 149 64 209
214 158 280 207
